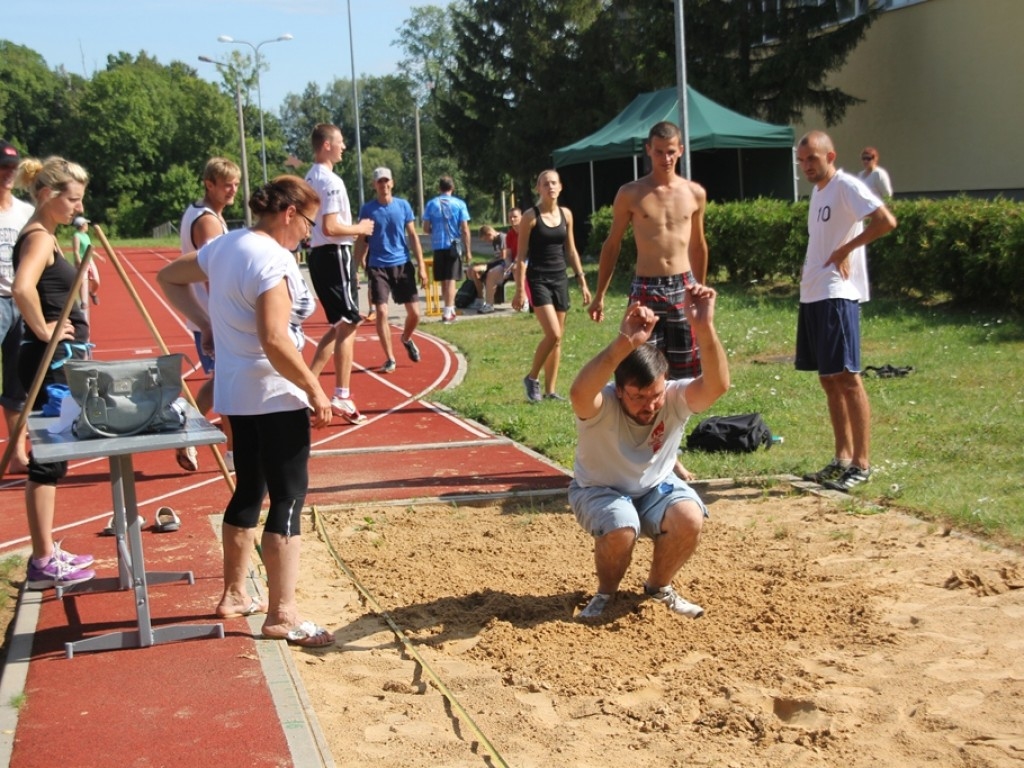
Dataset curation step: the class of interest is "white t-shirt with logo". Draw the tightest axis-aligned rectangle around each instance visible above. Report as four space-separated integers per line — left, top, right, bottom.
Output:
197 228 316 415
801 169 882 304
573 379 694 496
305 163 354 248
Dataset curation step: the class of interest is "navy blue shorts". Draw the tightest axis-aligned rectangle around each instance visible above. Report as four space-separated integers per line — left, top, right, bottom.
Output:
795 298 862 376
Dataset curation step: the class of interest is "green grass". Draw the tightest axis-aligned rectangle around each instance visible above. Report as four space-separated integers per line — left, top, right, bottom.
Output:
428 273 1024 547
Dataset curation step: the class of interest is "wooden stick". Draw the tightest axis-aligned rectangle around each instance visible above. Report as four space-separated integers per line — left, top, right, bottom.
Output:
91 225 235 492
0 246 93 478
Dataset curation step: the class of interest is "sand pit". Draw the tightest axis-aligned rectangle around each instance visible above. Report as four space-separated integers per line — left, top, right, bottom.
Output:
289 482 1024 768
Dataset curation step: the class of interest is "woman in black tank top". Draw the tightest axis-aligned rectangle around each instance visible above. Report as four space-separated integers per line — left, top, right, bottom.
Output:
511 170 590 402
10 155 98 590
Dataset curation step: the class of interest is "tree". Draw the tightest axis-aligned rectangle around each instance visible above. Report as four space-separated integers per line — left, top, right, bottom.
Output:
441 0 878 202
70 52 236 235
438 0 606 198
0 41 77 156
671 0 879 125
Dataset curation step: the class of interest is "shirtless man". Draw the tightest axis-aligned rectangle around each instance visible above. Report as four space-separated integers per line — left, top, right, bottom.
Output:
587 121 708 480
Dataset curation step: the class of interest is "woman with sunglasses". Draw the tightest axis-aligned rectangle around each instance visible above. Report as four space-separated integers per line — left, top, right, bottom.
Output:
159 175 335 648
858 146 893 200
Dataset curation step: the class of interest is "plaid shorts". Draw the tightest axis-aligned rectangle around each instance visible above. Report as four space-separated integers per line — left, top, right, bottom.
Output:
629 272 701 380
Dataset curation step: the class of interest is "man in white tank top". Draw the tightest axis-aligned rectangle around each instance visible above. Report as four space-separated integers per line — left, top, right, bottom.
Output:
175 157 240 473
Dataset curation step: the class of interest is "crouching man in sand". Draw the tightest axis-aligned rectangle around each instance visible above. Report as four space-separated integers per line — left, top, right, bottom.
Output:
568 290 729 619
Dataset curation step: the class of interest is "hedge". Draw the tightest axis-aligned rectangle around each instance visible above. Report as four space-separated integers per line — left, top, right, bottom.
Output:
586 196 1024 311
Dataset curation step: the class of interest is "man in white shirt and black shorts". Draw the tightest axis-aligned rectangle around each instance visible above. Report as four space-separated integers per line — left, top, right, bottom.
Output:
305 124 375 424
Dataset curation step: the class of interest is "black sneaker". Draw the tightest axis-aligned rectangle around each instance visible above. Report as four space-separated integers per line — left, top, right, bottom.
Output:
823 465 871 492
802 459 848 484
402 337 420 363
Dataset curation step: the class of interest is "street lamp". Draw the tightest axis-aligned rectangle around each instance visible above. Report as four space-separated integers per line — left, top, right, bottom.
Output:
345 0 365 207
198 55 252 227
217 33 294 185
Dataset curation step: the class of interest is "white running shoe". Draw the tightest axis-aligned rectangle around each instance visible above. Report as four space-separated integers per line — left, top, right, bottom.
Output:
577 593 611 619
331 396 367 424
645 584 704 618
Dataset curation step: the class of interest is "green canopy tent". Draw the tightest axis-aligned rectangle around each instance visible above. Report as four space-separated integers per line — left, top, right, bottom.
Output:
551 86 796 242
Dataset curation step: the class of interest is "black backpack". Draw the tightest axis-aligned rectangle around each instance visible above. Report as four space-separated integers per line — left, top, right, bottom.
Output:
454 278 477 309
686 412 773 453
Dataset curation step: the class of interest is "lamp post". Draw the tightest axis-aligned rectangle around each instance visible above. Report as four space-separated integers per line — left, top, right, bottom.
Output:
198 56 252 227
673 0 691 179
345 0 365 206
217 33 293 185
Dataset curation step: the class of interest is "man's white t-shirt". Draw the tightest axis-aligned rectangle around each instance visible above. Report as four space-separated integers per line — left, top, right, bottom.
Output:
0 197 34 297
800 169 882 304
573 379 694 496
305 163 354 248
197 228 316 415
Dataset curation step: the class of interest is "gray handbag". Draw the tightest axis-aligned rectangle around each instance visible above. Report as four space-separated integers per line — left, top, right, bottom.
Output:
64 354 187 439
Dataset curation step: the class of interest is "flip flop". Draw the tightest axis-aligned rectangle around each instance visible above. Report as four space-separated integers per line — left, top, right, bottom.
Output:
153 507 181 533
264 620 334 648
101 515 146 536
217 596 268 619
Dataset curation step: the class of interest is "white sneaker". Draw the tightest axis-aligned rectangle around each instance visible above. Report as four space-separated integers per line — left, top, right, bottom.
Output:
645 584 704 618
577 593 610 619
470 298 484 310
478 303 495 314
331 396 367 424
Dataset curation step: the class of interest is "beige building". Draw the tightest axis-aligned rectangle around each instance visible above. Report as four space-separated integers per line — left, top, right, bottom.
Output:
793 0 1024 199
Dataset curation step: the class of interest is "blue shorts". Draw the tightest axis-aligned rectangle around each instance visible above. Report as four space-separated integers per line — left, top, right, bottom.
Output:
795 298 861 376
193 331 215 374
568 477 708 539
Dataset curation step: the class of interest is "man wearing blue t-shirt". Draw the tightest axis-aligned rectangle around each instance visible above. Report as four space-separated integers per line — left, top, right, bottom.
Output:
422 175 472 324
355 167 427 374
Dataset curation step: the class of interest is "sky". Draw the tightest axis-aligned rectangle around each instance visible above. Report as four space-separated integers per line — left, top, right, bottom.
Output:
6 0 423 113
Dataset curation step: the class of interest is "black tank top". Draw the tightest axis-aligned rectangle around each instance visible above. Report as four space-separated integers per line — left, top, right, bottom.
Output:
527 205 567 276
12 230 88 344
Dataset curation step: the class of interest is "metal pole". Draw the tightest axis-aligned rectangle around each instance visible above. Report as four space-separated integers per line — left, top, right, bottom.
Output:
254 47 268 185
234 81 253 227
218 34 293 187
199 56 252 226
673 0 691 179
415 105 424 219
346 0 365 207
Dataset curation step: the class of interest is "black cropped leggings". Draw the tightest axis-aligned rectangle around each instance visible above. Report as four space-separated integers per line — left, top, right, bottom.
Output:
224 409 310 537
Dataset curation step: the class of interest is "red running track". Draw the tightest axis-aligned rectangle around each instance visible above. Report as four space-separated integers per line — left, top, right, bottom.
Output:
0 245 570 767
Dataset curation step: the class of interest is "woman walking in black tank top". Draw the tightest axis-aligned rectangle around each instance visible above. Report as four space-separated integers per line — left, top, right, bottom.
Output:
512 169 590 401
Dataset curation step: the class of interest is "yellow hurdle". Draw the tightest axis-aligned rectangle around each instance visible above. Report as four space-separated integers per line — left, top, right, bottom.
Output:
423 257 442 317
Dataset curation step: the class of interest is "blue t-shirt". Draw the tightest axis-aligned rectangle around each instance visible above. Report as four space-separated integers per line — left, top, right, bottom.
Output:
423 194 470 251
359 196 416 268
